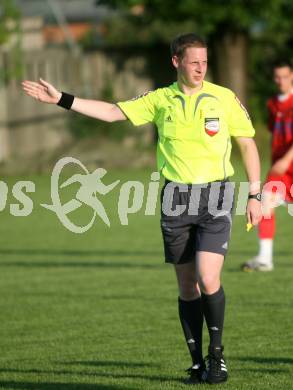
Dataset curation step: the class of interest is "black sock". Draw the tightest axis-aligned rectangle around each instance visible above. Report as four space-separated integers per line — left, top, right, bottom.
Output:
178 297 204 365
201 286 225 347
201 286 225 348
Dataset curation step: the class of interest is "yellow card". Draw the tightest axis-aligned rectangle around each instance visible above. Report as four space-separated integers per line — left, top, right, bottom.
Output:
246 223 253 232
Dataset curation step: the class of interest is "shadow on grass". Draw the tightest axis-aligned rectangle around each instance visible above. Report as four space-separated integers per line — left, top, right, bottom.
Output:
61 360 157 368
0 260 163 269
228 249 293 257
0 249 162 257
0 248 165 269
4 248 290 257
232 356 293 365
224 262 293 273
231 356 292 375
0 365 181 387
0 381 136 390
234 368 288 374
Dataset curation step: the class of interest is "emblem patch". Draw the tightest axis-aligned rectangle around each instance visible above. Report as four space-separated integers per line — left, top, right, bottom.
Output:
205 117 220 136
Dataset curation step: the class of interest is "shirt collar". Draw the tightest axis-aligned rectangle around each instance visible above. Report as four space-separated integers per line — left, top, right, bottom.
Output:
170 81 206 97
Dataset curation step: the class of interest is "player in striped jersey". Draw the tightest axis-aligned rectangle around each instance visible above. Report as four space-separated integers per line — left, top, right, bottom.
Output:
243 60 293 271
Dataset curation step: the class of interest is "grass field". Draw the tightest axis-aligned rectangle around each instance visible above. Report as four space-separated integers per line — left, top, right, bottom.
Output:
0 162 292 390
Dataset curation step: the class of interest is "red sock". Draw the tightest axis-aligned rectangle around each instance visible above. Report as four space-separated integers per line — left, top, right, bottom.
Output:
258 214 275 239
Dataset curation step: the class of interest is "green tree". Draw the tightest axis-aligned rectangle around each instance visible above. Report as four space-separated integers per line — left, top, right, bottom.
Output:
98 0 292 107
0 0 20 45
0 0 21 84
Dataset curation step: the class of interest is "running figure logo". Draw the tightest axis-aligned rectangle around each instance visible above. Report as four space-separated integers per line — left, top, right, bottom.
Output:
41 157 120 233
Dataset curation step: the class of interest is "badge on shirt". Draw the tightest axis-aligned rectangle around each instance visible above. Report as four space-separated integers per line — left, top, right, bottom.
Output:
205 117 220 136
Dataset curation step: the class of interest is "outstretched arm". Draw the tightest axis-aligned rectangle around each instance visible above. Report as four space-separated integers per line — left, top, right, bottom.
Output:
22 78 126 122
235 136 262 226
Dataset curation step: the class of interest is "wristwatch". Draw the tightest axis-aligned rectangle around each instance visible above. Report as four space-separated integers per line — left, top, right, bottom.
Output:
248 193 261 201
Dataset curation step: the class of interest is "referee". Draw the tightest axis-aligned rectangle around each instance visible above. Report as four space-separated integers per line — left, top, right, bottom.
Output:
22 33 262 385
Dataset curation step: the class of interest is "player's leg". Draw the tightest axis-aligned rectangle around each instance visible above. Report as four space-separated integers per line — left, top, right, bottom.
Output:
242 191 276 271
194 179 234 384
174 261 203 363
162 224 205 383
196 251 228 384
160 181 205 383
197 251 225 347
174 260 206 384
242 172 291 271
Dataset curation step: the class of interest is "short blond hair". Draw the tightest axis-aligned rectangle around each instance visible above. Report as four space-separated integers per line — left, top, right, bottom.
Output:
170 33 207 59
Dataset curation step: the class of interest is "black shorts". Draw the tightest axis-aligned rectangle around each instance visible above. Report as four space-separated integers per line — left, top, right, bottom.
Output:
160 178 235 264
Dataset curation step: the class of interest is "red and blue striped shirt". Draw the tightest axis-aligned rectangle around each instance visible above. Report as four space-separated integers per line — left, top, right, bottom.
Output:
267 92 293 174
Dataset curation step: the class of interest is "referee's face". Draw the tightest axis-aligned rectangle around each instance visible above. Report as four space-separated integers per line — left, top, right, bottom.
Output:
173 47 208 89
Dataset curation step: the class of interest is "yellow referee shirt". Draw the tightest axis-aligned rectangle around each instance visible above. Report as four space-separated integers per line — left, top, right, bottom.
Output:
117 80 255 184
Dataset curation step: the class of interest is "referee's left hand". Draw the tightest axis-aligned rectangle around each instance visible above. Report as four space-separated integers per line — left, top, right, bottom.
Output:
246 198 262 226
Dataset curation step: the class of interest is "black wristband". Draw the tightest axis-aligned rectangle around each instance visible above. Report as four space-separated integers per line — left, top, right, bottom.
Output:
57 92 74 110
248 193 261 201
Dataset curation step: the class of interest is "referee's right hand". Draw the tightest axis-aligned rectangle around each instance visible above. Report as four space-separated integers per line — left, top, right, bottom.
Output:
22 78 62 104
